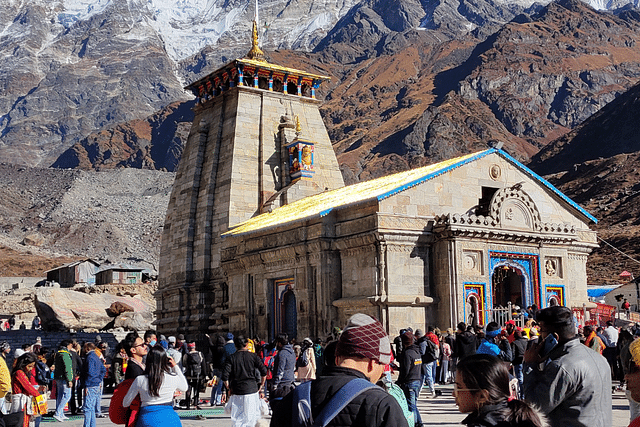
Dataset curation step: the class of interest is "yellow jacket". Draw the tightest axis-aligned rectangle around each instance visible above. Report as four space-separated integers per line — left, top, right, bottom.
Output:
0 355 10 398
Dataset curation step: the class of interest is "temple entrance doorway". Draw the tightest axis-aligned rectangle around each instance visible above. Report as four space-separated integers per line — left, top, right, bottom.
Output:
492 266 524 308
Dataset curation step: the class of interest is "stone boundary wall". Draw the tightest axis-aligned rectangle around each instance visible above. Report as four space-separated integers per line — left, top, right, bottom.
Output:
0 330 127 367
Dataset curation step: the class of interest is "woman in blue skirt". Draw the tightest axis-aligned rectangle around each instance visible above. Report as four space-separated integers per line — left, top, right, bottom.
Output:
123 345 188 427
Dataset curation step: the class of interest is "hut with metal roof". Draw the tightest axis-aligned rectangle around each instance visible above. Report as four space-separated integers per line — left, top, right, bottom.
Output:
45 259 99 287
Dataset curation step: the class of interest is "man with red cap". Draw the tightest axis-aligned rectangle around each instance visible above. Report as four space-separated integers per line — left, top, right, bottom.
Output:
270 313 408 427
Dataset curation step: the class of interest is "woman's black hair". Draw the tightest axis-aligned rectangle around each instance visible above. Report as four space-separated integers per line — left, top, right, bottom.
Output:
12 352 37 376
144 344 172 397
457 354 546 427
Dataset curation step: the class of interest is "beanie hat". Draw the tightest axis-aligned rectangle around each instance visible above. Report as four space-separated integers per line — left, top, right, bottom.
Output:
414 329 424 338
159 340 169 350
336 313 392 365
188 342 196 349
485 322 501 338
226 332 234 341
168 336 176 343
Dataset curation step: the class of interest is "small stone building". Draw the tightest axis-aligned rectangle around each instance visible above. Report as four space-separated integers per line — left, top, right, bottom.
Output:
157 23 598 339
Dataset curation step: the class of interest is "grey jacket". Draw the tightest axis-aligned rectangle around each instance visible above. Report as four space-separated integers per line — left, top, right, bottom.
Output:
273 344 296 387
523 337 611 427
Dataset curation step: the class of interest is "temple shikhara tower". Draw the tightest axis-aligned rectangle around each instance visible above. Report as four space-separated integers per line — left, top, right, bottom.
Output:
158 19 599 339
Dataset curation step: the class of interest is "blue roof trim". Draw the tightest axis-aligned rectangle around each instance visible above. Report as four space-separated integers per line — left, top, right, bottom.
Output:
496 150 598 224
319 208 333 217
377 149 497 201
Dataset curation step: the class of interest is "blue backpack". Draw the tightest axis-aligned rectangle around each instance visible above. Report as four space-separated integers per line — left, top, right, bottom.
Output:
292 378 376 427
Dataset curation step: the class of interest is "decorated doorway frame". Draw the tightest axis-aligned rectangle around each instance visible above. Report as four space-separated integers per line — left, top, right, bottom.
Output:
273 277 297 339
489 251 541 309
464 283 488 326
545 284 566 307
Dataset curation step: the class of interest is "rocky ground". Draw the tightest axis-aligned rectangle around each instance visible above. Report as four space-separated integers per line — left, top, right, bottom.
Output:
0 163 174 274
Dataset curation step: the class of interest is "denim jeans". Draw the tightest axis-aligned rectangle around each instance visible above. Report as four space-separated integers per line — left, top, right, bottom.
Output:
513 364 524 398
402 380 423 426
55 380 72 417
210 369 223 405
422 360 437 393
83 386 101 427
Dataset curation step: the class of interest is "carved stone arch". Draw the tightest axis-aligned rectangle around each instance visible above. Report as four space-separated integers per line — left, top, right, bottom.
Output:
489 186 541 231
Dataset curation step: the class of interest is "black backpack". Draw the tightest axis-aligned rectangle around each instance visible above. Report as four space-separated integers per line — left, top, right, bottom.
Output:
422 339 440 364
35 360 51 386
296 348 310 368
185 351 203 377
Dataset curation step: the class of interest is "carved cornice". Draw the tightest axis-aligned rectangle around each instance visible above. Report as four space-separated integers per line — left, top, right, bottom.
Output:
433 213 587 245
332 294 433 308
331 233 378 251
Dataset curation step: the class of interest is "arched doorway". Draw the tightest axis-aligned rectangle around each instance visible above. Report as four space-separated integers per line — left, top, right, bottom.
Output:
492 265 524 308
466 295 479 326
282 290 297 340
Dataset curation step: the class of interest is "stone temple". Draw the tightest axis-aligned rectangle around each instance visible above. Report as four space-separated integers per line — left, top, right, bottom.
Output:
157 23 598 339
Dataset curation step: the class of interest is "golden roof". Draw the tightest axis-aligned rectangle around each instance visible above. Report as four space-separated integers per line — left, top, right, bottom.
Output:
223 150 487 236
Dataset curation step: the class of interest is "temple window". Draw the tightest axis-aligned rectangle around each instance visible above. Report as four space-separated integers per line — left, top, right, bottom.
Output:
287 81 297 94
477 186 499 216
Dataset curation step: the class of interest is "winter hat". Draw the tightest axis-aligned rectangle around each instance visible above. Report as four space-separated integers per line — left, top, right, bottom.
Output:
177 334 185 340
303 337 313 346
226 332 234 341
188 342 196 349
159 340 169 349
336 313 392 365
485 322 502 338
0 341 9 352
414 329 424 338
168 336 176 343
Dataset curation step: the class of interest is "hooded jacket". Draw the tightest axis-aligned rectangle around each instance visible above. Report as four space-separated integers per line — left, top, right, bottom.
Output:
273 343 296 387
270 366 409 427
455 330 477 360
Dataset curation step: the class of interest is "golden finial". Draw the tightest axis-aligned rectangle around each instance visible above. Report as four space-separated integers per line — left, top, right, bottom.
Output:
295 115 302 136
246 20 266 62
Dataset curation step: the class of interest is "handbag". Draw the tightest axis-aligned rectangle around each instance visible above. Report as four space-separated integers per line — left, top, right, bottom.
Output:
32 393 48 416
10 393 33 415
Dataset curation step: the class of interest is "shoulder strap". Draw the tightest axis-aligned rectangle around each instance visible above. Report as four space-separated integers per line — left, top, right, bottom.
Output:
292 381 313 427
314 378 377 427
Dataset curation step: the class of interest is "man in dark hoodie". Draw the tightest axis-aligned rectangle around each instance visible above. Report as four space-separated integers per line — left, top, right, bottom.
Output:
397 331 423 427
453 322 476 361
271 334 296 400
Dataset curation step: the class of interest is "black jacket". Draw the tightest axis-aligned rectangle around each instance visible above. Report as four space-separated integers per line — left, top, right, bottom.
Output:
455 331 477 360
222 350 267 395
511 337 528 365
396 344 422 385
270 366 409 427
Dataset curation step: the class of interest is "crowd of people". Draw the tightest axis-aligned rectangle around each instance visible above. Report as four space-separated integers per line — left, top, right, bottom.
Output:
0 306 637 427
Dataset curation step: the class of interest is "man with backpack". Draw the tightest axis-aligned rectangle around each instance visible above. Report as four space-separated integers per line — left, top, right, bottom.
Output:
418 326 440 397
270 313 408 427
183 341 208 409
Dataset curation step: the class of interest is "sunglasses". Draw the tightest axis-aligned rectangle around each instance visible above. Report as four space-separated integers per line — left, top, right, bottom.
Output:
453 383 481 397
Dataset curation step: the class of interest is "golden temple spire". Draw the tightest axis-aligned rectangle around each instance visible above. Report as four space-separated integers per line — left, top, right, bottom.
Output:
295 115 302 136
245 0 266 62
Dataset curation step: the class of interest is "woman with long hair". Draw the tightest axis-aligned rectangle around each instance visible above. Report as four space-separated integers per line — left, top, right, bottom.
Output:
454 354 547 427
10 352 44 427
122 345 188 427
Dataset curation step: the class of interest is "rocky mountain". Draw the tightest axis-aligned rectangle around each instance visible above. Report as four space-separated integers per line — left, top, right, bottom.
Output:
527 79 640 284
0 163 173 273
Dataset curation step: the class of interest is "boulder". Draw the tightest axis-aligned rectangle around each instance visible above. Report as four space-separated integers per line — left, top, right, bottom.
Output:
107 301 134 317
22 234 44 246
34 288 154 331
113 312 152 331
